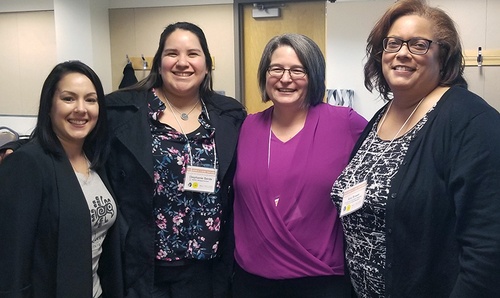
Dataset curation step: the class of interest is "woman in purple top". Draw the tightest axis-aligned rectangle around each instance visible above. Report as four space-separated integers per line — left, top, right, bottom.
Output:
232 33 367 297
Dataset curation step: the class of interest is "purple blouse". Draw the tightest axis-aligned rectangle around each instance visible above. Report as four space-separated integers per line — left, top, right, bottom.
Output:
233 103 366 279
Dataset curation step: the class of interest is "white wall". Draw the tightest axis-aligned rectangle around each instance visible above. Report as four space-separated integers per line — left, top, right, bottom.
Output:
108 0 231 8
442 0 500 113
0 115 37 137
0 0 53 12
326 0 392 119
0 0 232 11
0 11 56 117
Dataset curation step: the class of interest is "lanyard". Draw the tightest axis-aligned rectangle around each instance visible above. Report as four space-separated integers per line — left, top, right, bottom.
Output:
267 126 272 169
346 97 425 187
164 97 217 170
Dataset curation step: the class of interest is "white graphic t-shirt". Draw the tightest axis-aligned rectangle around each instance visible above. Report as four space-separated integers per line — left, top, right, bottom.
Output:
76 169 117 298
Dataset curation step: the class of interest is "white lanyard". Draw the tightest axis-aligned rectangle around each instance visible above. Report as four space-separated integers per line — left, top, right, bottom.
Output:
347 97 425 187
164 97 217 169
339 97 425 217
164 98 218 193
267 126 272 169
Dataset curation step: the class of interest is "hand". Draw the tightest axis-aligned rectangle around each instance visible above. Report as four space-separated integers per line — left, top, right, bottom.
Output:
0 149 13 163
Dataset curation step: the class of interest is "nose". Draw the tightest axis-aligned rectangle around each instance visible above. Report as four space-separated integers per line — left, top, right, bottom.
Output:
280 69 293 82
396 42 411 57
176 54 188 66
74 100 88 113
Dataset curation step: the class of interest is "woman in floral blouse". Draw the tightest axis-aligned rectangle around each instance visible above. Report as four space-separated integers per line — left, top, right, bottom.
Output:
105 22 246 297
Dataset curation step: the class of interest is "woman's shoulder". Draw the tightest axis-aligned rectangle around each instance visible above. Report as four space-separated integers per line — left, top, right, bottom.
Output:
440 86 498 119
2 140 52 170
316 102 367 123
247 105 273 118
105 89 149 108
206 93 247 122
316 102 350 113
15 140 45 155
206 93 245 110
241 107 271 127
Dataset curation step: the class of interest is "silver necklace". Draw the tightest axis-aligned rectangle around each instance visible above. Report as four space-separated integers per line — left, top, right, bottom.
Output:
161 88 199 121
168 100 199 120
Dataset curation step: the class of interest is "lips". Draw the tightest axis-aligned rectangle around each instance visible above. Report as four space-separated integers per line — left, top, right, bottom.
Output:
173 71 193 77
277 88 296 92
68 119 88 125
393 65 416 71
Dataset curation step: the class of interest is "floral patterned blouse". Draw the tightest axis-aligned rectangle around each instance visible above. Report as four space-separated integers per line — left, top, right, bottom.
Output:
148 89 221 262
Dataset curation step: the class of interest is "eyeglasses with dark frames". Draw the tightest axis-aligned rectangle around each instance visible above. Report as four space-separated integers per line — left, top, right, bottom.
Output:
383 37 437 55
267 67 307 79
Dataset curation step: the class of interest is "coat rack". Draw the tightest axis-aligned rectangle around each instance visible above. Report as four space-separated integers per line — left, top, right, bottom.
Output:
128 55 153 70
463 48 500 67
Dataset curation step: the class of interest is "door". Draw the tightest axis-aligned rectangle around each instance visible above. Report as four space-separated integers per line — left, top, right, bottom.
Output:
241 1 326 114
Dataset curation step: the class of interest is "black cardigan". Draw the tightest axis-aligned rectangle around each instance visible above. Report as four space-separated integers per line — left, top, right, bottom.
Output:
0 140 123 298
348 86 500 297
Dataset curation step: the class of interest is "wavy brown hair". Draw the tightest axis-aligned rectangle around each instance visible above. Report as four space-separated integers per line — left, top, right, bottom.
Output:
364 0 467 101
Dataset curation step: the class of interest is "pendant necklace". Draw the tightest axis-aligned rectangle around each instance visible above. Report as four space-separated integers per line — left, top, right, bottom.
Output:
161 88 199 121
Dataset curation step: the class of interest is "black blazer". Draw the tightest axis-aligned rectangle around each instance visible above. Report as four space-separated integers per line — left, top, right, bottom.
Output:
0 140 123 298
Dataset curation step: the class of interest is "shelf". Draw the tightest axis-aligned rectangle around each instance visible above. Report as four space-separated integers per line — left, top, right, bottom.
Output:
129 56 153 70
463 49 500 67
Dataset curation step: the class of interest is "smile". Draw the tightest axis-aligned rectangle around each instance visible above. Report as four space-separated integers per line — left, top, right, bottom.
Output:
393 65 415 71
173 72 193 77
277 88 296 92
69 119 88 125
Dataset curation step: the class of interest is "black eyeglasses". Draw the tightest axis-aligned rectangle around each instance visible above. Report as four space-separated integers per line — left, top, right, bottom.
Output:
267 67 307 79
383 37 436 55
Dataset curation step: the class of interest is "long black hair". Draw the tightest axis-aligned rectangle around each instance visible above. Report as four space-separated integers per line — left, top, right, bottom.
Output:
125 22 214 99
32 60 108 169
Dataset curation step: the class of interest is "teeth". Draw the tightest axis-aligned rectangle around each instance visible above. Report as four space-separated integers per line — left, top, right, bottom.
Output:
175 72 191 77
279 88 295 92
69 120 87 125
395 66 413 71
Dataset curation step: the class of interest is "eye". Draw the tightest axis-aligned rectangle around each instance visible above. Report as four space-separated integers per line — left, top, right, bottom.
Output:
411 40 429 50
386 39 401 48
86 97 98 103
61 96 74 102
163 51 177 57
188 51 201 57
290 68 306 76
269 67 284 74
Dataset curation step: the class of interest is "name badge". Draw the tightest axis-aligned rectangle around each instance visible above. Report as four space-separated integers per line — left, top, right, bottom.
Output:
184 165 218 193
340 180 367 217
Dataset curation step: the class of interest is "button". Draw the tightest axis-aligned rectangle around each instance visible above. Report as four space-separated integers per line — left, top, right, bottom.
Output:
387 263 392 269
387 228 393 234
390 193 397 199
